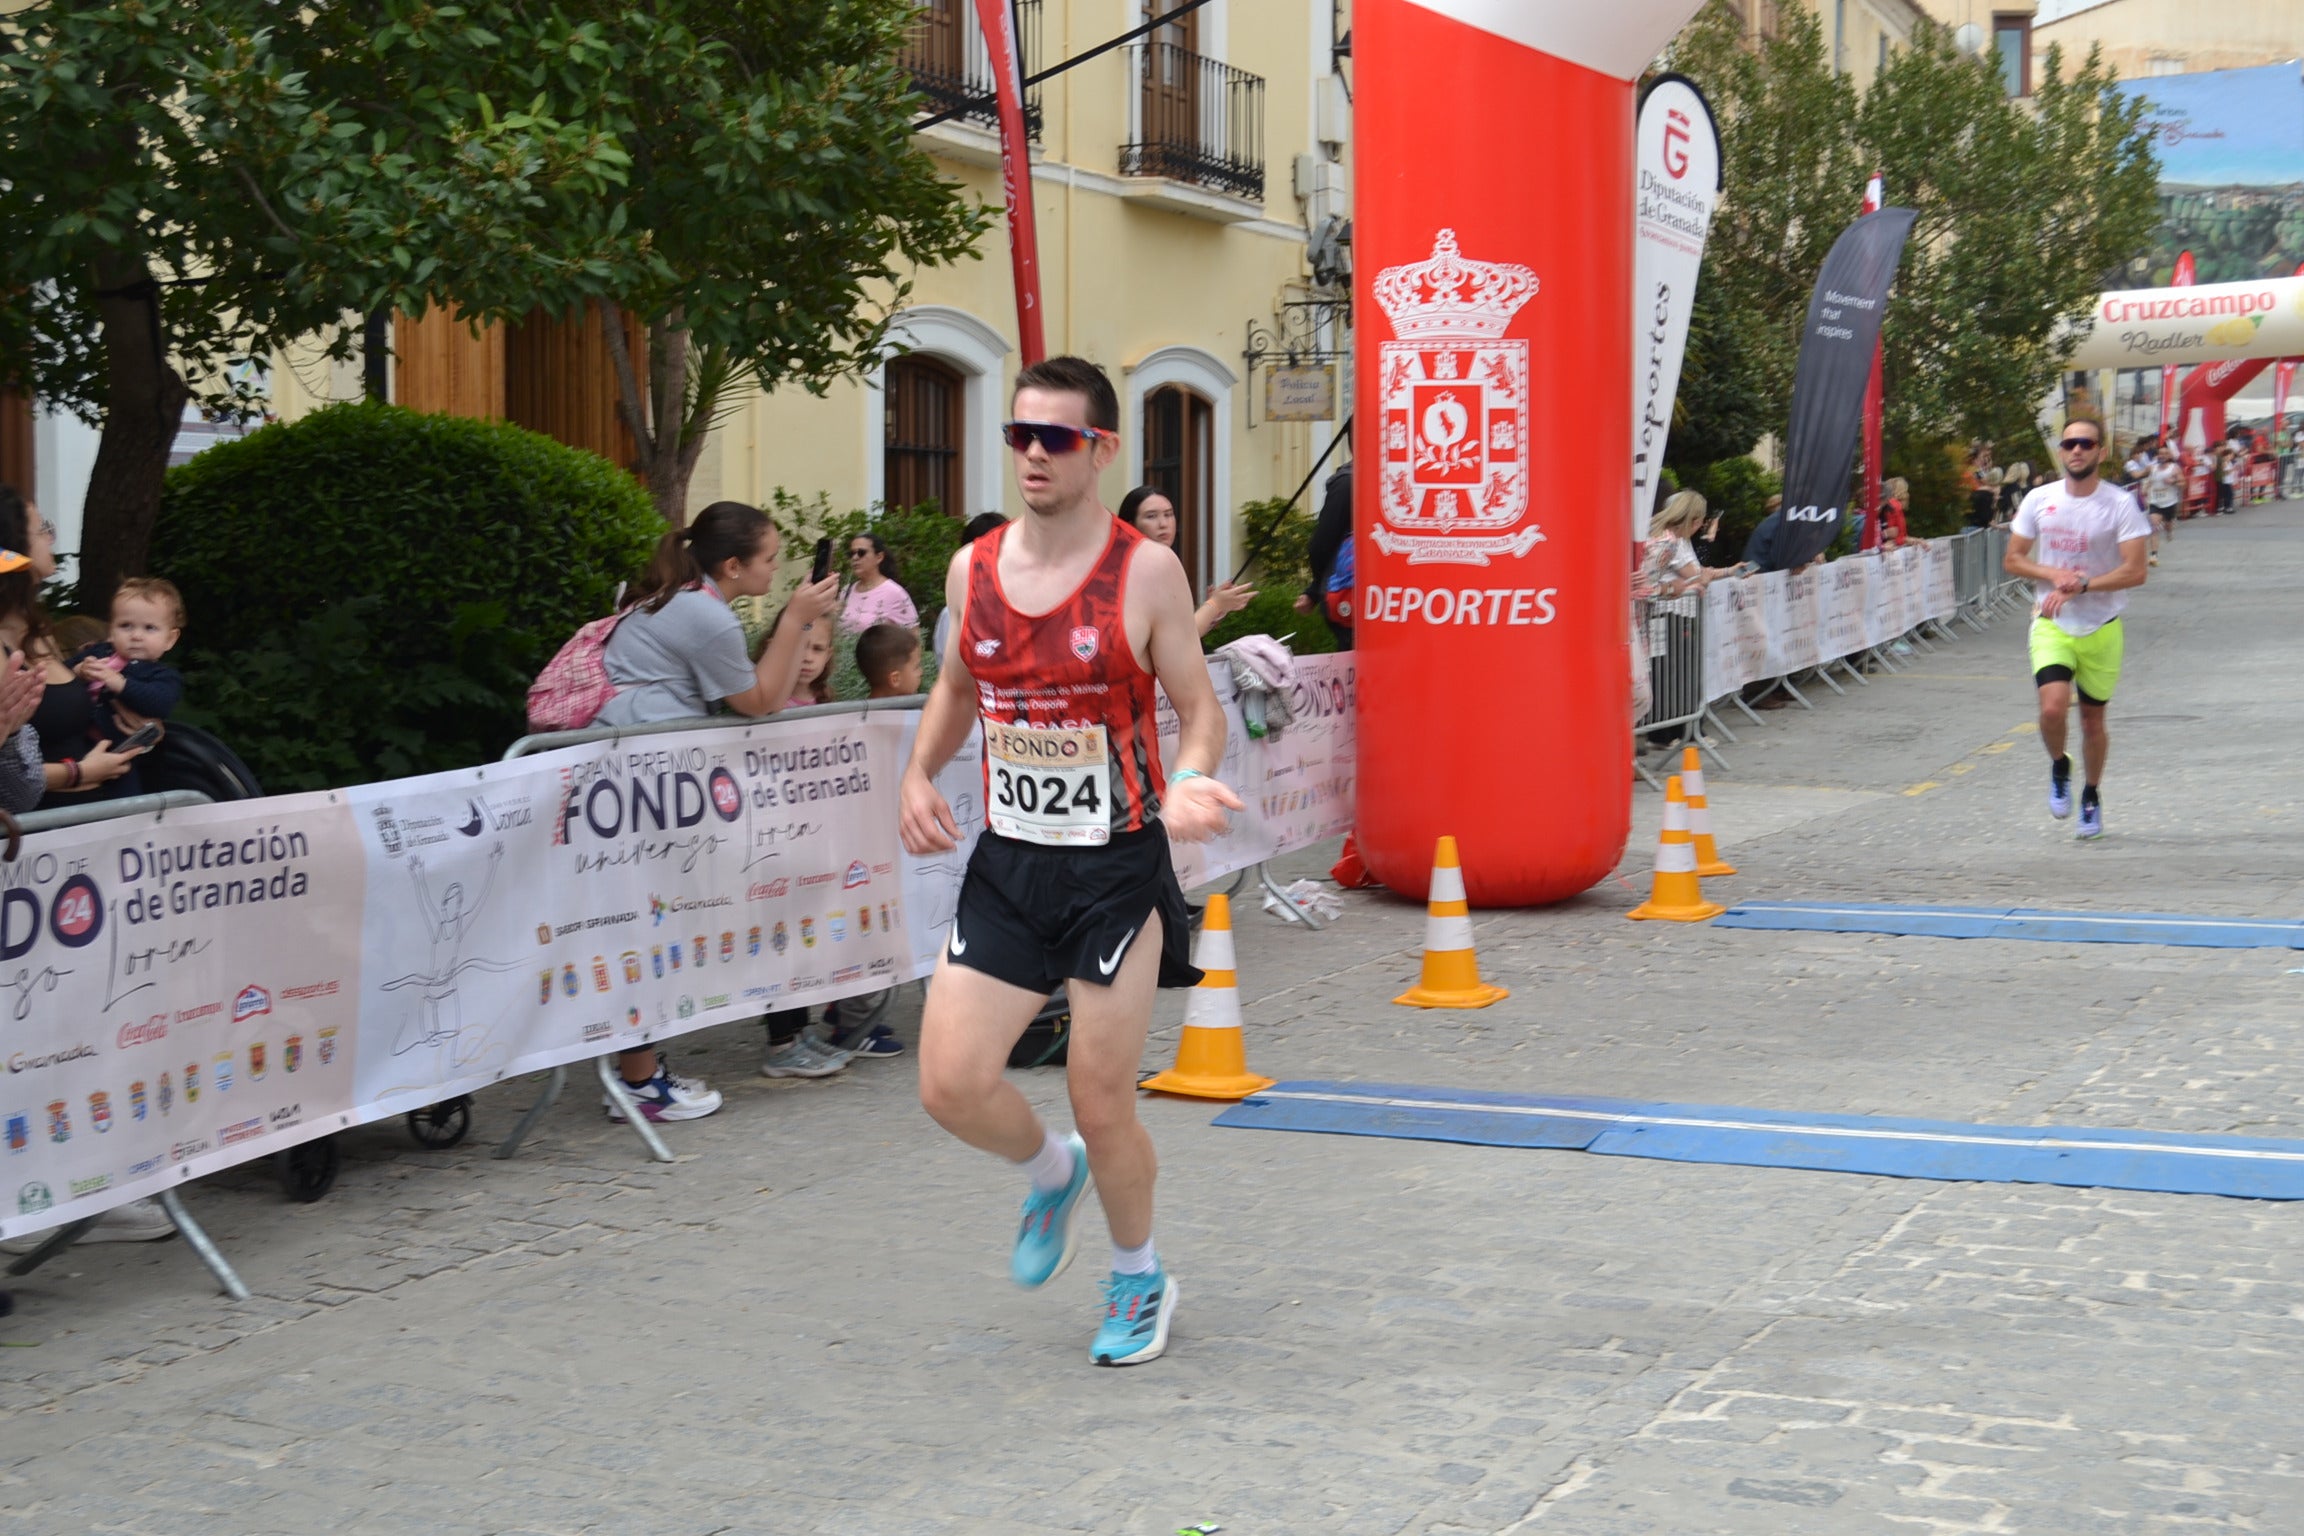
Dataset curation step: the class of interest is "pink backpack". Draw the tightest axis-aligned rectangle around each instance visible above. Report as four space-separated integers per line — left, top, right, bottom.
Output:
526 610 629 732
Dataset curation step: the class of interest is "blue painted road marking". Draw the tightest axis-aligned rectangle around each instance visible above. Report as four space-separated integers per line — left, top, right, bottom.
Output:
1214 1082 2304 1200
1713 900 2304 949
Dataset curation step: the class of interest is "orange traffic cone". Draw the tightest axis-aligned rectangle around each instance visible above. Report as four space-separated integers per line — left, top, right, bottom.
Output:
1393 835 1509 1009
1680 747 1736 878
1628 776 1725 922
1140 895 1274 1101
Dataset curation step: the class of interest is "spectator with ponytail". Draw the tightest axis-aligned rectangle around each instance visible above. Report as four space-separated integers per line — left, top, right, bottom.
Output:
595 501 840 730
589 500 839 1124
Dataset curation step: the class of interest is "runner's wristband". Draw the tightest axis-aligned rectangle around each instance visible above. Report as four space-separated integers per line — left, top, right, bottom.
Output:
1171 769 1207 786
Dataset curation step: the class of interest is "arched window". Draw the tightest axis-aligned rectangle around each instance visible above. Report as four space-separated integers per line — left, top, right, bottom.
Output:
884 354 965 515
1142 384 1215 593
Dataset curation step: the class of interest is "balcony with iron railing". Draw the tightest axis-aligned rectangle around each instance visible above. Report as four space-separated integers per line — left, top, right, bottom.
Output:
901 0 1043 141
1119 41 1266 207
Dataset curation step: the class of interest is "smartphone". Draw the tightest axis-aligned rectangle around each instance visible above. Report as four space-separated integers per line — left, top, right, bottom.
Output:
810 537 834 583
116 721 164 754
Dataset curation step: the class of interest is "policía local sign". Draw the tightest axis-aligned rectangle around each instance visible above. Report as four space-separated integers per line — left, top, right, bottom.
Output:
1264 365 1337 422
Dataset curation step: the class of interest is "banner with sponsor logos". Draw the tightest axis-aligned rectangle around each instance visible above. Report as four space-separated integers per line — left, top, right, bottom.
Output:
3 656 1356 1240
1693 540 1957 701
3 793 366 1236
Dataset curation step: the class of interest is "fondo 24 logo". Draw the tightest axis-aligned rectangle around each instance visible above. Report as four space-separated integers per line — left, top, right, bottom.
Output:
0 850 103 961
554 745 745 846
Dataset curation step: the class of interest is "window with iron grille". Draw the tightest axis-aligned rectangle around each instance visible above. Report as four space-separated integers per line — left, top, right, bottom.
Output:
1142 384 1215 593
1119 2 1265 202
885 355 965 516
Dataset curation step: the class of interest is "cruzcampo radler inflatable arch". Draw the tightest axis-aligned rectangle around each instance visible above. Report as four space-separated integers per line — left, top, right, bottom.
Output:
1355 0 1705 905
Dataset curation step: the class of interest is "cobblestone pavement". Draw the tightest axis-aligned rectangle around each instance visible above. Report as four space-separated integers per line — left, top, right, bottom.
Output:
6 506 2302 1536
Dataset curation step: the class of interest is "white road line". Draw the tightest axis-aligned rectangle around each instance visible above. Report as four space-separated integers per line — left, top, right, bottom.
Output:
1251 1089 2304 1166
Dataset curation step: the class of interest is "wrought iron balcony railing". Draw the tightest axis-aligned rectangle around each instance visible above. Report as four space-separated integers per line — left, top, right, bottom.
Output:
1119 42 1265 203
901 0 1043 140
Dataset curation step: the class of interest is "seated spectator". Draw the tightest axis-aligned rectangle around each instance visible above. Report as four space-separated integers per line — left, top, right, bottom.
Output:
591 500 839 1122
841 532 917 634
1118 485 1256 635
802 621 927 1063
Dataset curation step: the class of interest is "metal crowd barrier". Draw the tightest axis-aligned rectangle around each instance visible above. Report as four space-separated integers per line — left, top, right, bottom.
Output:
7 792 252 1300
1639 531 2031 790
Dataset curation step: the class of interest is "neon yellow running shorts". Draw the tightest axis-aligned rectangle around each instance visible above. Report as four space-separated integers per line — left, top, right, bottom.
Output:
2028 615 2125 704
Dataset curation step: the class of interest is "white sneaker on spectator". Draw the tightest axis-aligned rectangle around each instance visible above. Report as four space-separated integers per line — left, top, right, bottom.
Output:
0 1196 175 1253
603 1071 724 1122
761 1037 851 1078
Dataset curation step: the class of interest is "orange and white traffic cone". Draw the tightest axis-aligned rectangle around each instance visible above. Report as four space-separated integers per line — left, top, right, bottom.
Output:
1680 746 1736 878
1140 895 1274 1101
1393 835 1509 1009
1628 776 1725 922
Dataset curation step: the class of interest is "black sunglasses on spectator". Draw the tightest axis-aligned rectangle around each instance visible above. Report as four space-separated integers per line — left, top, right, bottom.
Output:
1002 420 1108 454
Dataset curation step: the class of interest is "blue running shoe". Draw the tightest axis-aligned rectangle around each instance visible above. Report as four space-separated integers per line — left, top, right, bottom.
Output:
1092 1267 1179 1366
2077 795 2103 840
1011 1133 1090 1288
2048 756 2073 819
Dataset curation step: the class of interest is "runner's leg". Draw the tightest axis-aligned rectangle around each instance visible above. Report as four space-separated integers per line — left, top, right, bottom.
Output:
2037 679 2071 765
917 955 1056 1162
1063 909 1165 1251
2078 701 2110 789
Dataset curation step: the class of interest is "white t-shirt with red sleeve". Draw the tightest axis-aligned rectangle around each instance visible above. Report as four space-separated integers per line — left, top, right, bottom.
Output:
2011 480 2152 637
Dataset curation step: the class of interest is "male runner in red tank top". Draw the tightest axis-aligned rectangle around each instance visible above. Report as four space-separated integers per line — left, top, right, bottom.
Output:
901 356 1242 1366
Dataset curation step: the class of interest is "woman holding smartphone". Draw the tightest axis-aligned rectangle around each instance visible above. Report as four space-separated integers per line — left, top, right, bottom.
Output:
0 490 147 807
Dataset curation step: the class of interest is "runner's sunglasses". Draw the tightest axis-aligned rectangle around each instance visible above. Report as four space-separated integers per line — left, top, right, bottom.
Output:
1001 420 1110 454
2058 436 2102 450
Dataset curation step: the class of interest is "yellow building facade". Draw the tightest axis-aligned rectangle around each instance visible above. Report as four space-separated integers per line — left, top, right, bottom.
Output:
699 0 1354 596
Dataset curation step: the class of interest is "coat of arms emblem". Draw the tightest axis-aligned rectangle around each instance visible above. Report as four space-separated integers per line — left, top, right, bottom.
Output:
1374 229 1545 566
1068 625 1099 661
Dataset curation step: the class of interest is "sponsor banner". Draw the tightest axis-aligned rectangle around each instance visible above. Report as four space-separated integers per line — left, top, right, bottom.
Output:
1697 539 1962 699
1631 74 1722 530
1763 207 1920 570
2065 276 2304 371
1 660 1358 1240
1 794 364 1240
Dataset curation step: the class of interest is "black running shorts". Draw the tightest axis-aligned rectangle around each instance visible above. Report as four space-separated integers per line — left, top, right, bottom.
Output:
946 825 1201 995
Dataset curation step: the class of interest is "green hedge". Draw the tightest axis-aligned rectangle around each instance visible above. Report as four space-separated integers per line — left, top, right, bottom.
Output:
150 402 662 790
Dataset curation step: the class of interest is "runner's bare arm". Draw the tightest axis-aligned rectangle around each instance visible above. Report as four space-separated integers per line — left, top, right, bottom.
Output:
1132 541 1244 844
899 548 981 854
2002 533 2080 590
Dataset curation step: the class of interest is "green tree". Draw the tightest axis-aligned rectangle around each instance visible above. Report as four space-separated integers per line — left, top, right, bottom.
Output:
1658 4 2157 483
0 3 640 600
0 0 987 601
326 1 992 522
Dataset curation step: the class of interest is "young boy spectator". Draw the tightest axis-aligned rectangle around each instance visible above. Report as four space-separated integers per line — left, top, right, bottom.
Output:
801 621 926 1063
854 621 924 699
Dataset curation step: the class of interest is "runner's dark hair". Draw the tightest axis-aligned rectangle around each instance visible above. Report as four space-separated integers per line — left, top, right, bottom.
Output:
1014 355 1119 432
630 501 773 614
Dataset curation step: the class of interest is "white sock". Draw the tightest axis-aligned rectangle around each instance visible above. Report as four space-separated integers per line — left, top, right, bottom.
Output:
1019 1128 1075 1193
1112 1238 1158 1276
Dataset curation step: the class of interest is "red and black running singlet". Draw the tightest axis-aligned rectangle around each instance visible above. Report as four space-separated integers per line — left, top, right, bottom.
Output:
960 516 1164 842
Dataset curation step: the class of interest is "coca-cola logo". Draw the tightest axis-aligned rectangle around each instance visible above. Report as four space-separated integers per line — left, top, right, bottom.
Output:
117 1017 168 1050
747 879 791 900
